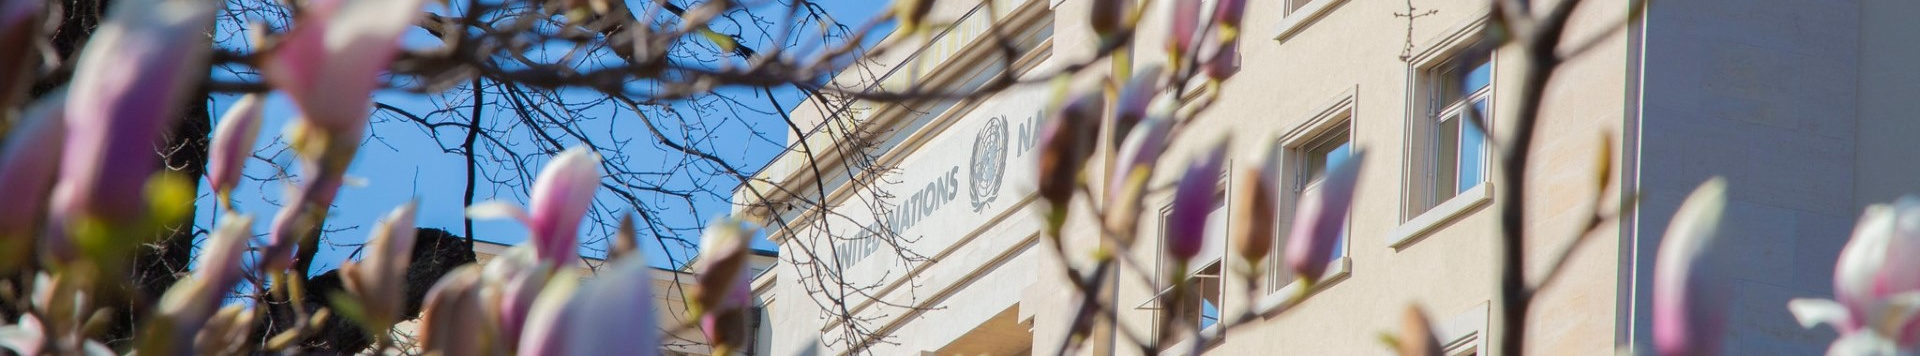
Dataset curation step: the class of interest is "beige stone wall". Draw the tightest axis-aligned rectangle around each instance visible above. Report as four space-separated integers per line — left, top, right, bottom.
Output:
750 0 1905 355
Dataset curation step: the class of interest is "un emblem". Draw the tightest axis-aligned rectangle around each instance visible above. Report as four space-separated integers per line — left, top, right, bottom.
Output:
969 116 1008 212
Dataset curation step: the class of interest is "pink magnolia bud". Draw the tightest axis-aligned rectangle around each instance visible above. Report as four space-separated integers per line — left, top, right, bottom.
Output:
700 274 753 355
1205 40 1238 81
266 0 428 138
1167 0 1202 65
0 0 42 109
695 218 755 313
420 266 497 356
153 213 253 353
206 95 263 210
1652 178 1729 356
1035 93 1105 215
50 0 214 229
495 261 554 348
468 146 603 265
519 257 659 356
1229 143 1280 267
1113 66 1165 135
1166 140 1228 262
1104 109 1171 247
527 147 601 264
1398 306 1444 356
0 95 63 247
340 201 419 328
1214 0 1247 34
1284 151 1365 281
1089 0 1125 39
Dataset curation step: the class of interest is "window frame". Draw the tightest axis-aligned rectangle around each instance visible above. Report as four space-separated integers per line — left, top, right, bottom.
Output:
1257 88 1358 305
1389 13 1496 248
1270 0 1349 42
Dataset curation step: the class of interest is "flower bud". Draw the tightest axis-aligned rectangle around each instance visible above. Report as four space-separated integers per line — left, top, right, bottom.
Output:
1035 92 1105 221
1104 109 1171 247
1397 306 1443 356
468 146 603 265
609 212 639 262
893 0 934 34
266 0 428 138
0 0 42 110
1166 140 1228 262
1284 151 1364 281
519 257 659 356
1205 40 1238 81
420 266 497 356
340 201 420 329
700 274 754 355
1090 0 1126 40
1113 66 1164 136
0 94 63 268
695 217 755 313
50 0 214 231
1652 178 1729 356
1168 0 1202 68
1214 0 1247 37
152 213 253 354
1230 143 1280 267
207 95 263 211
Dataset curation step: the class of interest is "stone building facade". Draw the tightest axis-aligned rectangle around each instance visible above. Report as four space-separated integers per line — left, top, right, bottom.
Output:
731 0 1920 354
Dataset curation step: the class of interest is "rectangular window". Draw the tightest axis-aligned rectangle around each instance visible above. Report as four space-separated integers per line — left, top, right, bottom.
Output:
1409 44 1493 216
1269 114 1353 291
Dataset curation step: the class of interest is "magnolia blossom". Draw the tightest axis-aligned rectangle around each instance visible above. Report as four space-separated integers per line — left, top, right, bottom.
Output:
1104 106 1172 247
1166 141 1228 262
0 0 41 108
1035 92 1104 223
1398 306 1443 356
266 0 427 138
1230 142 1282 267
0 95 63 251
1652 178 1730 356
1284 151 1364 281
263 0 429 270
700 274 754 355
419 266 497 356
1113 66 1165 136
1089 0 1125 40
153 213 253 354
1168 0 1201 62
1214 0 1247 33
519 257 658 356
481 244 551 349
470 146 603 264
340 201 420 328
1790 196 1920 355
49 0 213 235
695 218 755 313
206 95 264 210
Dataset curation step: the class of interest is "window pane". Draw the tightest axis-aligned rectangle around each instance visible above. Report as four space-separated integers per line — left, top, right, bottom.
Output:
1464 59 1493 94
1304 130 1351 184
1434 116 1460 204
1457 101 1488 193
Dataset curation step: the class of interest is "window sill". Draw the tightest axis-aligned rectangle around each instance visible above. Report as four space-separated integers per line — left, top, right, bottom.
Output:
1254 256 1351 315
1387 183 1493 248
1270 0 1349 43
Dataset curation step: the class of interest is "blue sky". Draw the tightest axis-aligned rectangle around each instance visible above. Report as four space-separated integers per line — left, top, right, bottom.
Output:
198 0 893 273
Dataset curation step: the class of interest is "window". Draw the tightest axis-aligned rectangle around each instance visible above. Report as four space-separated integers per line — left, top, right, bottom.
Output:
1405 39 1493 218
1264 92 1355 295
1150 196 1227 349
1271 0 1348 41
1427 51 1492 209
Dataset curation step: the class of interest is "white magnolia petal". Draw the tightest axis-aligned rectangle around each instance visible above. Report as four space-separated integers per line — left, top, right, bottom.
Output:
467 201 531 222
1827 331 1912 356
1791 298 1856 330
1840 205 1896 306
